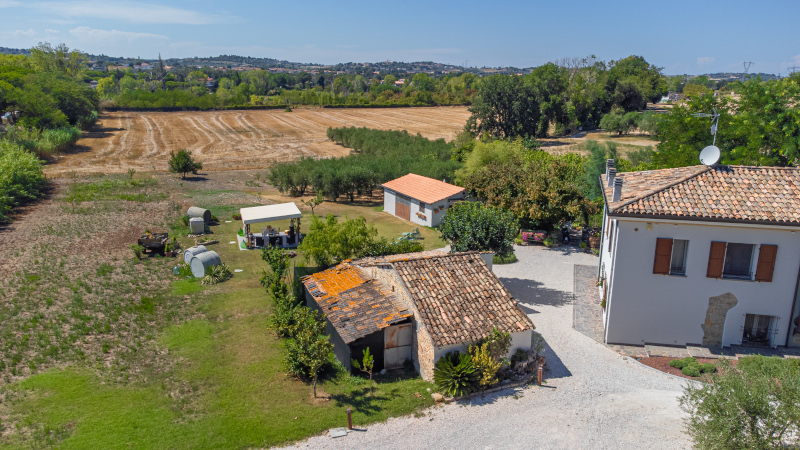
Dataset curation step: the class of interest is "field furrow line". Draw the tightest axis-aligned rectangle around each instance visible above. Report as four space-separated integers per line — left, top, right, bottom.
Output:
140 115 159 157
213 112 244 142
95 115 120 157
149 114 170 154
192 115 224 149
119 115 132 157
179 116 214 155
281 111 327 132
239 113 268 140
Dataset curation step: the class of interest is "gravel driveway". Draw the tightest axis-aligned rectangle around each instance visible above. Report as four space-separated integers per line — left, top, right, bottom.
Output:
292 245 692 449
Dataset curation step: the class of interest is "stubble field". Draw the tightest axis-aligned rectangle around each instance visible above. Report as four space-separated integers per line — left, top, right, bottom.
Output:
47 107 471 176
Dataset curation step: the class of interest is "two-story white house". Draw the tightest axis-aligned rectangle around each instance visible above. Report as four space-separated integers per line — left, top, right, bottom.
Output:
598 161 800 349
382 173 466 227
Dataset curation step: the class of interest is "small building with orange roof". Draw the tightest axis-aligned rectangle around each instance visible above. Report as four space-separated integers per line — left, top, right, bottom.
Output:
302 251 534 379
381 173 466 227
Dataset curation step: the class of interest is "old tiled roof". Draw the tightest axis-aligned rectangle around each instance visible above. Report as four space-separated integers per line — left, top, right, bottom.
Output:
381 173 464 204
302 264 411 343
353 249 447 266
392 252 534 348
603 165 800 226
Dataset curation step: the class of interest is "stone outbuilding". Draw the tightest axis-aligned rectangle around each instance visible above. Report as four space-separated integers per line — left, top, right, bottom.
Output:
302 251 535 380
381 173 466 227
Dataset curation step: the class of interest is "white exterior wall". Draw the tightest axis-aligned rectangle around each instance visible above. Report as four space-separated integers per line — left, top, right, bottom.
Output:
409 198 433 228
432 329 533 363
383 189 396 215
603 217 800 348
384 189 467 228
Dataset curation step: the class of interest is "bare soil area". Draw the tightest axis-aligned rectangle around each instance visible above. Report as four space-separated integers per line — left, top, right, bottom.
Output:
46 107 471 177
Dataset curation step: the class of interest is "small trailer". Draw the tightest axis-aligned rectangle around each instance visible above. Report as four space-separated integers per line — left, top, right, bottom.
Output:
137 232 169 254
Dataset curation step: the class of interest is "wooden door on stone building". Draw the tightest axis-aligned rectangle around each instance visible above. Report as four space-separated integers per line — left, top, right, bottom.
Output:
384 323 412 369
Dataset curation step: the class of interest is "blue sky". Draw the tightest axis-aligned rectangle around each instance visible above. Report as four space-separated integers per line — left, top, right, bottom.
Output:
1 0 798 75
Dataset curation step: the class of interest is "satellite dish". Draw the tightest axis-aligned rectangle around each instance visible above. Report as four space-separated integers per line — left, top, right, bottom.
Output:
699 145 721 166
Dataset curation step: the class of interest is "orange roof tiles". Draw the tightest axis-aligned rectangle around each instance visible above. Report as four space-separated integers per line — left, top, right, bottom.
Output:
302 264 411 343
381 173 465 204
604 165 800 226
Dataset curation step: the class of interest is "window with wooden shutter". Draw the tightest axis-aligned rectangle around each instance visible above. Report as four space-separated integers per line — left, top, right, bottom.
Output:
754 244 778 282
706 241 726 278
653 238 673 275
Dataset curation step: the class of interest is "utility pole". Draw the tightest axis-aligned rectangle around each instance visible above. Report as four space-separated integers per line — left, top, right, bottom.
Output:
788 66 799 75
741 61 754 82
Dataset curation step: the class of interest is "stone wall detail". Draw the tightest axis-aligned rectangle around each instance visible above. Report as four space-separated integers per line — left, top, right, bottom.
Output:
701 292 738 347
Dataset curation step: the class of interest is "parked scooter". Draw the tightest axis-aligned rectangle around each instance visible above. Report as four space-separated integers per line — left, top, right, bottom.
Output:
561 223 572 245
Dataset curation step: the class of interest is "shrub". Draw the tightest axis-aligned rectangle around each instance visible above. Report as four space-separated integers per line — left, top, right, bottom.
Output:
200 263 232 285
670 357 697 370
232 213 242 220
438 201 518 257
168 149 203 179
129 244 145 259
0 140 46 221
434 351 479 397
680 357 800 449
579 241 587 249
682 364 701 377
542 237 553 247
469 343 501 389
284 306 333 397
493 253 517 264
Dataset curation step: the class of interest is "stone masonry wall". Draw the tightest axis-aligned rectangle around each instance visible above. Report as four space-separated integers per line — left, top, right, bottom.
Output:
702 292 738 347
360 264 437 380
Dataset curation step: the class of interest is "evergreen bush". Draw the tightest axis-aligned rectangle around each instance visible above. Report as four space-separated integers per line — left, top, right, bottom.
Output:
433 351 480 397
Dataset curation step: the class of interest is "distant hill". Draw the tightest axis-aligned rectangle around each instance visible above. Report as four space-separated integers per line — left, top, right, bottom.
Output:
0 47 30 56
0 46 528 75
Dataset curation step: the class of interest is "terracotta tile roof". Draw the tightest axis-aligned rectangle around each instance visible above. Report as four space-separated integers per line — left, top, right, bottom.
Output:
381 173 465 204
603 165 800 226
392 252 534 348
302 264 411 343
353 249 447 266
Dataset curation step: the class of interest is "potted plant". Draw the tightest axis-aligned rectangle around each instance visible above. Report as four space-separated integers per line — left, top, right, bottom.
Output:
543 237 553 248
579 241 588 251
589 230 601 249
164 242 173 257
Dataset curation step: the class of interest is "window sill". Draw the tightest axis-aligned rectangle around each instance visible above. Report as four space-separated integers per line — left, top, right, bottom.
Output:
721 275 753 282
668 273 687 277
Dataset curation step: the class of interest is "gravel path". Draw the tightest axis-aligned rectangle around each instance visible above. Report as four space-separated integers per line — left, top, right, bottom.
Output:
292 245 691 449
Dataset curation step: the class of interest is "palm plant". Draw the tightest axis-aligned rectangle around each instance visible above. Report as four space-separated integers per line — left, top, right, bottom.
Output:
201 263 233 285
434 351 479 397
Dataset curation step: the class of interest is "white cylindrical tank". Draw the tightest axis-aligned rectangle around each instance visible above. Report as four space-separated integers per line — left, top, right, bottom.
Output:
190 251 221 278
189 217 204 234
187 206 211 223
183 245 208 264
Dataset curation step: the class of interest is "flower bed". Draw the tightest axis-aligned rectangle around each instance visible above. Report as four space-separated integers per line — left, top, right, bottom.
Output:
520 230 546 245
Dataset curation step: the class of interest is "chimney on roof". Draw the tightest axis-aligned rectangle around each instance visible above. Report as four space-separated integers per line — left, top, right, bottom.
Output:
606 159 615 178
612 178 623 202
606 168 616 187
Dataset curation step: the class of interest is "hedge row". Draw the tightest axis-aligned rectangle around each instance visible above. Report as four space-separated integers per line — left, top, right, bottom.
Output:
268 127 460 201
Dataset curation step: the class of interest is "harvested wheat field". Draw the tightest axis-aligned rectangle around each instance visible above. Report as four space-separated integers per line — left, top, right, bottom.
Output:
47 106 471 176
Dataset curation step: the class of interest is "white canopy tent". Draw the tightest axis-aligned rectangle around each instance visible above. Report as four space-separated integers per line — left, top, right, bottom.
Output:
240 202 302 227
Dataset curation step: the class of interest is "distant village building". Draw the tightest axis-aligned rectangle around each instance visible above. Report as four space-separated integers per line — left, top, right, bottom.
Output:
382 174 466 227
302 251 535 379
599 162 800 349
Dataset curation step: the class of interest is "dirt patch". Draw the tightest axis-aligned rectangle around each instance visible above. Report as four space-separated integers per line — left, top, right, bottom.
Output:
46 107 471 177
636 356 722 380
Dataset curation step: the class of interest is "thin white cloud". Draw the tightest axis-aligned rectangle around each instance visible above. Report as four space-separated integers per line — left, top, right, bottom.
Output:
33 1 231 25
0 0 22 7
0 28 36 39
69 26 168 42
697 56 715 65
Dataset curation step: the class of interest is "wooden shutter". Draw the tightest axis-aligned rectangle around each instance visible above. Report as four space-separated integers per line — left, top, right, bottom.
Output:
754 244 778 282
706 241 726 278
653 238 673 275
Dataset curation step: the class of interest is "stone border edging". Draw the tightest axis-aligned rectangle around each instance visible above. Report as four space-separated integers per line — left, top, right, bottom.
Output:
445 373 538 402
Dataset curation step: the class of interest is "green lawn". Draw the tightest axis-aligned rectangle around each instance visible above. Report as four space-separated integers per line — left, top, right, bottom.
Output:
2 199 436 449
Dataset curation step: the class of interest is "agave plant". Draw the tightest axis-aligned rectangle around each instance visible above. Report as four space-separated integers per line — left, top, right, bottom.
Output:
201 263 233 285
433 351 480 397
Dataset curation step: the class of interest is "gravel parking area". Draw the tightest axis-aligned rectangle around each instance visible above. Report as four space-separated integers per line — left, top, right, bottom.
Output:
292 245 691 449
